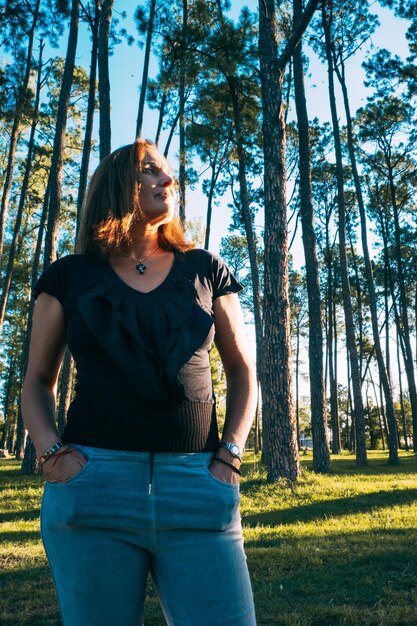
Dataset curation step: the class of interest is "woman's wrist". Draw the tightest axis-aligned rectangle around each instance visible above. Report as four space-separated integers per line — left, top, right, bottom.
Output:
212 456 242 476
37 440 64 468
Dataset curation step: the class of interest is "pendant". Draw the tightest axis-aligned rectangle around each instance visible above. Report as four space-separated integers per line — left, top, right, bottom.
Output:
135 262 147 274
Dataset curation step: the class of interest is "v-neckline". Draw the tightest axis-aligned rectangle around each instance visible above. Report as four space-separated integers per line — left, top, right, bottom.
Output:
107 252 177 295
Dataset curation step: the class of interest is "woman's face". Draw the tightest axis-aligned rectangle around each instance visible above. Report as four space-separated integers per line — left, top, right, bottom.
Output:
138 148 176 226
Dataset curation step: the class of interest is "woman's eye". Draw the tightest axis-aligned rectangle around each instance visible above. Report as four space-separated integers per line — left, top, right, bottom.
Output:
143 165 158 174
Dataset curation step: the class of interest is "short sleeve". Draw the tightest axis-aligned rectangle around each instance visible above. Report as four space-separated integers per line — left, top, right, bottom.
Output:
211 254 244 300
32 258 67 304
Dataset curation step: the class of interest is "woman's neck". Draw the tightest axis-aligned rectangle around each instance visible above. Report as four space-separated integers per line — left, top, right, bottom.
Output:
122 224 160 259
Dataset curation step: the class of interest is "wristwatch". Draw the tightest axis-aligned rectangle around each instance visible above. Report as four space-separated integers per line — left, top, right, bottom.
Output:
219 442 242 461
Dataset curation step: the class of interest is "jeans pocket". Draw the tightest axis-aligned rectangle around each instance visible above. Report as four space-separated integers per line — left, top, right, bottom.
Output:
45 457 92 486
203 463 240 492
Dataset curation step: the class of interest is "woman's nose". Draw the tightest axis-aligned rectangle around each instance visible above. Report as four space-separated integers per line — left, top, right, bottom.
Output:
161 171 173 187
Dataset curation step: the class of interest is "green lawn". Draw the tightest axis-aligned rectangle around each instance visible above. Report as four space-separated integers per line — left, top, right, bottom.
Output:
1 450 417 625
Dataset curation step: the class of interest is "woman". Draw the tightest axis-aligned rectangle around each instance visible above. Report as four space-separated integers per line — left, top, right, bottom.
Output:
22 139 257 626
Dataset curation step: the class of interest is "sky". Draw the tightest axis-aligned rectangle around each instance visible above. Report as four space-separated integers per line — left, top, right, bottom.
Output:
69 0 410 259
45 1 413 401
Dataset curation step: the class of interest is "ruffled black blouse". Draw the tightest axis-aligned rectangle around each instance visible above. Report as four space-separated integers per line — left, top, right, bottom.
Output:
33 249 243 452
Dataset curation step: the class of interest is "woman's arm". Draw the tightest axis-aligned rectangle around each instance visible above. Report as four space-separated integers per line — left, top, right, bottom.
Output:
211 293 257 483
22 293 86 480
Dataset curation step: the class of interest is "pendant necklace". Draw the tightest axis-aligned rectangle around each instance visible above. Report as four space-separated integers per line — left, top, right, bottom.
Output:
120 245 160 274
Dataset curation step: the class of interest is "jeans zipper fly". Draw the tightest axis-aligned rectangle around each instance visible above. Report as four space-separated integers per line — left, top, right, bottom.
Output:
148 452 154 495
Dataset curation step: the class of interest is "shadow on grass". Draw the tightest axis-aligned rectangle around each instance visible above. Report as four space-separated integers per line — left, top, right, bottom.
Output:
0 529 41 544
0 508 40 523
0 563 62 626
249 529 417 625
242 488 417 528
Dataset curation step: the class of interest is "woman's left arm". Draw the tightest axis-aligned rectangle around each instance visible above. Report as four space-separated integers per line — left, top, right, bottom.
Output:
211 293 258 484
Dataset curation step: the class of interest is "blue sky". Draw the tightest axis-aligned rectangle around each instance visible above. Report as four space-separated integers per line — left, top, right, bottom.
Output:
46 2 412 397
73 1 409 257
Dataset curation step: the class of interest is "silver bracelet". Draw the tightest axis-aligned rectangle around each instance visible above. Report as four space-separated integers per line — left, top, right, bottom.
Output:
38 441 64 466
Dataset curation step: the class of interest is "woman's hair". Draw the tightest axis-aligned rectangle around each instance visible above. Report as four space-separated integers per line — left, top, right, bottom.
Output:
76 139 194 257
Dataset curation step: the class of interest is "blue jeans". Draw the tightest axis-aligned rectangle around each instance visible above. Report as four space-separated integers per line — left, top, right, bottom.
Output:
41 446 256 626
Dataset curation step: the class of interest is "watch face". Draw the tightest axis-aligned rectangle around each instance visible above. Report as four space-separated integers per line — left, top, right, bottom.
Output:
231 444 240 456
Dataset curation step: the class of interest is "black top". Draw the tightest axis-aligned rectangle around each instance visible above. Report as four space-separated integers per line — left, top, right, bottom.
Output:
33 249 243 452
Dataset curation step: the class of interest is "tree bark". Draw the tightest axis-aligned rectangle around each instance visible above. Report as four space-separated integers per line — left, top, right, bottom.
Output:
57 351 74 435
397 327 409 451
44 0 81 267
258 0 320 481
178 0 188 223
322 0 367 465
293 0 330 471
136 0 157 138
77 0 99 235
98 0 114 160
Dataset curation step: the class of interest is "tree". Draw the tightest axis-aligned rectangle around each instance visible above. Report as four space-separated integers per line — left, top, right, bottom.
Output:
357 95 417 450
321 0 367 465
43 0 81 266
0 0 41 267
327 0 399 463
98 0 114 159
293 0 330 472
135 0 157 138
258 0 321 481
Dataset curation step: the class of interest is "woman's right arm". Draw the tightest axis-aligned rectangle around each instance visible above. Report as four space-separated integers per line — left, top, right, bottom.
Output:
22 293 67 456
22 292 86 480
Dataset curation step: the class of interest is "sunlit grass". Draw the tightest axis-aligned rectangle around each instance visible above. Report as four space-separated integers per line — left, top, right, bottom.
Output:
1 450 417 625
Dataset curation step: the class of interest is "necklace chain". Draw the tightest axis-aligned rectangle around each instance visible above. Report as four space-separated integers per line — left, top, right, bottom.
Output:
120 245 160 275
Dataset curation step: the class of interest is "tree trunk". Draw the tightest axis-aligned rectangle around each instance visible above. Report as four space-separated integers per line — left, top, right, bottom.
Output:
155 90 167 146
1 353 15 451
0 41 44 339
98 0 114 160
293 0 330 471
370 375 385 450
178 0 188 224
77 1 99 235
258 0 321 480
397 326 409 451
0 0 41 268
334 54 398 464
386 163 417 450
226 75 264 454
295 315 301 449
44 0 81 267
136 0 157 138
322 0 367 466
326 218 340 452
259 4 301 481
204 166 217 251
163 109 180 157
57 351 74 435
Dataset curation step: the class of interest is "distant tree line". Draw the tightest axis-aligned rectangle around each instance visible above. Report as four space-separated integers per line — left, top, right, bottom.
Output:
0 0 416 481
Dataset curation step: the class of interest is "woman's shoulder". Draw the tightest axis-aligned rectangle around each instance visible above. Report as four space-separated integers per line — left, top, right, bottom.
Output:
44 253 104 276
180 248 223 268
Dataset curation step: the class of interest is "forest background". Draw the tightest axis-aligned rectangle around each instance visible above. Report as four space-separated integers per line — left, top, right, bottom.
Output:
0 0 416 481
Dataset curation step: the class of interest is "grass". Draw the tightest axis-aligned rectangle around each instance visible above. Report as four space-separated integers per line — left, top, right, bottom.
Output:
1 450 417 625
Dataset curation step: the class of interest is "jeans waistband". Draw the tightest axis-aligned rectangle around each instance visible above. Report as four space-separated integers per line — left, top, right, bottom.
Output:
69 444 214 466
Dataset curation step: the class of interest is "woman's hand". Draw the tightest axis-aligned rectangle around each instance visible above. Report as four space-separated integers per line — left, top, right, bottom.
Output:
209 458 240 485
41 446 88 484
